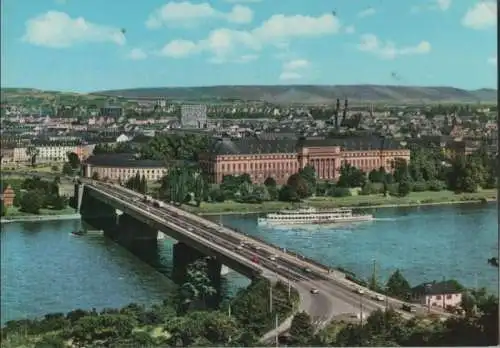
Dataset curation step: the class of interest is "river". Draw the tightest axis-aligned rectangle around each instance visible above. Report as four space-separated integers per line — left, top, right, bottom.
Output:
1 203 497 324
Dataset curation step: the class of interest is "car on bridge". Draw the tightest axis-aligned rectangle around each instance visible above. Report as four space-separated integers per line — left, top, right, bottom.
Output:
402 303 417 313
355 288 365 295
372 294 385 301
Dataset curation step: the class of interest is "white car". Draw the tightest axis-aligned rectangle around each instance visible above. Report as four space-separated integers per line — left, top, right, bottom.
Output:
310 288 319 294
269 255 277 261
355 288 365 295
373 294 385 301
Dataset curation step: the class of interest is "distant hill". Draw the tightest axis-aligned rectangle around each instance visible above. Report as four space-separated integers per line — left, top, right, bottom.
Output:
91 85 498 105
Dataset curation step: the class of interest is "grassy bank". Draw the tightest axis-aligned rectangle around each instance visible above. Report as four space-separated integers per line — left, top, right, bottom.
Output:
4 206 77 217
184 189 497 215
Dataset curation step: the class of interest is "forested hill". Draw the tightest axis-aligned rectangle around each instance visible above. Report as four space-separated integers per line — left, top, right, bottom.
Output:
91 85 497 104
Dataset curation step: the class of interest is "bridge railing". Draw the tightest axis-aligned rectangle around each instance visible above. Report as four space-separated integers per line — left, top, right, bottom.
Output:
231 228 330 271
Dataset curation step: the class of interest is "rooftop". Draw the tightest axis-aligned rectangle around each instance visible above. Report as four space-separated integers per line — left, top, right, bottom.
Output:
85 154 165 168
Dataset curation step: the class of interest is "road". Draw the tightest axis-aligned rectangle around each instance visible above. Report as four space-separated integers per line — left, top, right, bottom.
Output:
84 180 451 333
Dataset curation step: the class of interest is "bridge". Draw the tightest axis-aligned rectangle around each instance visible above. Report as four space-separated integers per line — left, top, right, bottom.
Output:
71 179 449 332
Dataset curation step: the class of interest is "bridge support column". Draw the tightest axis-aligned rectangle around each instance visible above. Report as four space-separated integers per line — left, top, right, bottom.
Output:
172 242 222 307
110 213 157 243
79 192 117 231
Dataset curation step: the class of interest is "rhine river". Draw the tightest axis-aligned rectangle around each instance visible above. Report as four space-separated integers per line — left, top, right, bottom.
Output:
1 202 497 324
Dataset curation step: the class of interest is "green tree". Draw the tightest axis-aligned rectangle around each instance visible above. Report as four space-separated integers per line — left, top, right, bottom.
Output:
26 145 39 167
264 177 277 188
287 173 310 198
385 269 411 300
66 152 80 169
398 176 412 197
61 162 73 176
1 200 6 217
278 184 300 202
289 312 314 346
139 175 147 194
337 163 366 188
19 190 45 214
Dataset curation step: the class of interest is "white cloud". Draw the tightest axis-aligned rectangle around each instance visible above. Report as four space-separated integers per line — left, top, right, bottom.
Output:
436 0 452 11
488 56 497 66
146 1 253 29
160 39 200 58
411 0 452 13
358 34 431 60
159 12 340 63
224 0 261 2
279 71 302 80
22 11 126 48
127 48 148 60
345 25 355 34
283 59 309 71
280 59 310 80
462 1 497 30
357 8 376 18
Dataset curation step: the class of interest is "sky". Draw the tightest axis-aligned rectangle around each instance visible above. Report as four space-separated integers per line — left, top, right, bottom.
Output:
0 0 497 92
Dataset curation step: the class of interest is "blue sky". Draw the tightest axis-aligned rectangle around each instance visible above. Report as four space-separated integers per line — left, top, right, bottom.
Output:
1 0 497 92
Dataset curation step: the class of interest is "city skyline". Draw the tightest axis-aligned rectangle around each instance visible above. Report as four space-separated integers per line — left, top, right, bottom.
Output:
1 0 497 92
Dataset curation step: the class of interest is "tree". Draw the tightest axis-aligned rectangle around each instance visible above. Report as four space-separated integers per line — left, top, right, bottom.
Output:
264 177 277 188
62 162 73 176
289 312 314 346
1 200 6 216
139 175 147 194
19 190 45 214
287 173 310 198
385 270 411 300
337 163 366 188
278 184 300 202
26 145 39 167
398 176 412 197
392 158 410 183
66 152 80 169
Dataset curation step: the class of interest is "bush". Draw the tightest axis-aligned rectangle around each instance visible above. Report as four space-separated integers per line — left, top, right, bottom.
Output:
387 183 399 196
332 187 351 197
428 180 446 192
412 181 428 192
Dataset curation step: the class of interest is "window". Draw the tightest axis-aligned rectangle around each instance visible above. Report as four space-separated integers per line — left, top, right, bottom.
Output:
446 294 452 299
436 295 442 300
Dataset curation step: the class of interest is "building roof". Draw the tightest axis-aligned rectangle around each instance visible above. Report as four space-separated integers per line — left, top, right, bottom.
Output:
210 137 297 155
85 154 165 168
208 135 406 155
411 280 463 296
299 136 405 151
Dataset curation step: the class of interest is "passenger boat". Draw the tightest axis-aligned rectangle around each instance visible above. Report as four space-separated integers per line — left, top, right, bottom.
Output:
257 207 373 226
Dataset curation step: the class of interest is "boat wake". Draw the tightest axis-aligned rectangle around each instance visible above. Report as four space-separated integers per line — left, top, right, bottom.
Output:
372 217 398 221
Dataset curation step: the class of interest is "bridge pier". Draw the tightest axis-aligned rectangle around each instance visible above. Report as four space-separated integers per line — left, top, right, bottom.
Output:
111 213 158 243
79 193 117 232
172 242 222 307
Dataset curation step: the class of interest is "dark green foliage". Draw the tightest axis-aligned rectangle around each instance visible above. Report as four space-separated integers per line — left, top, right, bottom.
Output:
385 269 411 299
289 311 315 345
337 163 366 188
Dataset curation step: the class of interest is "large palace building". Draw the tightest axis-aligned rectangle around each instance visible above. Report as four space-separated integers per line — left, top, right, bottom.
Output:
199 136 410 184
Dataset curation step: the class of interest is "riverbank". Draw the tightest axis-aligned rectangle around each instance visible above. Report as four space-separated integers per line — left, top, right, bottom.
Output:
184 189 497 215
1 207 80 223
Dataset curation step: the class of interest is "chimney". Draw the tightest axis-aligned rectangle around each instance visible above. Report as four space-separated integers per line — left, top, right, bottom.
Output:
335 98 340 129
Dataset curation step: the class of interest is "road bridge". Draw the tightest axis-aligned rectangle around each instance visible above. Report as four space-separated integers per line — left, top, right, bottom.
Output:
71 179 450 334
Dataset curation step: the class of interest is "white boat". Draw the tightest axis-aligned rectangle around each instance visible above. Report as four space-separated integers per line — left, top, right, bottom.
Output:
257 207 373 226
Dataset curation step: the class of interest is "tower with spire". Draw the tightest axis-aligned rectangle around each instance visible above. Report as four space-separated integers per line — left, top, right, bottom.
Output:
342 98 349 126
335 98 340 129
